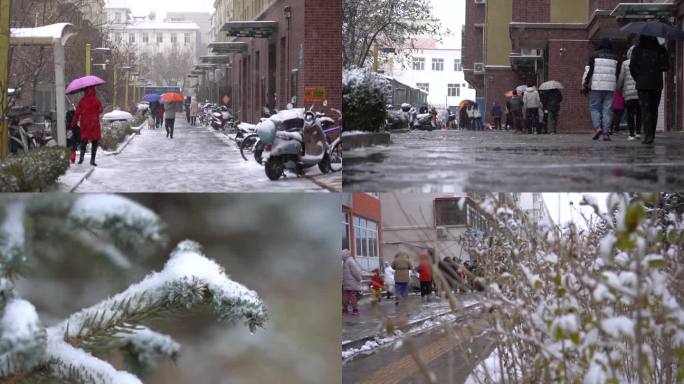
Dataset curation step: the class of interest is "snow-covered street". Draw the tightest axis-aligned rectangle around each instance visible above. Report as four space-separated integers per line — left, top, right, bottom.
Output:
57 118 337 192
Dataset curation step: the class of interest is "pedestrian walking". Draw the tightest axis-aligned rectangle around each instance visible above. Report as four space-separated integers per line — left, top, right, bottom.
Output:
540 89 563 134
383 262 395 300
582 38 621 141
391 252 412 303
70 86 103 166
618 45 642 141
472 104 483 130
611 92 625 135
341 249 362 316
630 35 669 145
459 106 468 130
370 269 384 303
430 106 438 129
523 86 542 134
190 98 199 126
164 102 177 139
504 98 512 130
491 102 503 130
466 105 475 130
510 90 524 133
184 96 191 122
416 253 433 301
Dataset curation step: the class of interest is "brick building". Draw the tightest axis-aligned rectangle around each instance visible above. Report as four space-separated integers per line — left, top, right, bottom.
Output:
463 0 682 133
207 0 342 124
342 193 382 275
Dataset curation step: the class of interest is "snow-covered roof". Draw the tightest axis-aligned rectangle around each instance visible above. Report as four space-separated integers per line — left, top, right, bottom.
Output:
10 23 76 46
125 22 201 31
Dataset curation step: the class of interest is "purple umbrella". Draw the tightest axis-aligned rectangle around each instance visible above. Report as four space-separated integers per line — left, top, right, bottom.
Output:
65 75 106 95
143 93 161 102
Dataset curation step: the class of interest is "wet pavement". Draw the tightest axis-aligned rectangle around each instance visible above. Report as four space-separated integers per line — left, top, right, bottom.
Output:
58 118 335 192
343 130 684 192
343 309 494 384
343 293 480 345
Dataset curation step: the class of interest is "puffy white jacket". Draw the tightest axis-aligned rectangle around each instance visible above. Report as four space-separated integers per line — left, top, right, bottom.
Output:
617 47 638 101
523 87 542 109
582 53 619 92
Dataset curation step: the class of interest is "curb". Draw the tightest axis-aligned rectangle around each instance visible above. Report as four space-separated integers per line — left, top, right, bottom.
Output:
66 120 145 191
342 132 391 150
341 301 480 352
307 173 342 192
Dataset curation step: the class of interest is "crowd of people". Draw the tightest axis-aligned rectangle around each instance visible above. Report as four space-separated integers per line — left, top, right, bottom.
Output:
341 249 480 316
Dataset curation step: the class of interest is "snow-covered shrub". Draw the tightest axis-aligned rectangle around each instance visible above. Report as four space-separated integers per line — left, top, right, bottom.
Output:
343 67 389 132
0 147 70 192
0 195 267 383
100 121 132 151
465 193 684 384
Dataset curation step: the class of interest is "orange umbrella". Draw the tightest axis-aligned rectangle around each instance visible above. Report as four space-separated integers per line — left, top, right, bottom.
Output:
161 93 184 103
504 90 514 97
459 100 473 109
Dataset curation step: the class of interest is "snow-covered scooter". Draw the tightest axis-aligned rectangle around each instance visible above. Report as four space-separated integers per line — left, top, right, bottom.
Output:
257 107 332 181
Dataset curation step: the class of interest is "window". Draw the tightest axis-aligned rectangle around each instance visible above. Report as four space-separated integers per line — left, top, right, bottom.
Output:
142 33 148 43
157 33 163 43
467 205 489 236
185 33 191 45
115 12 122 23
448 84 460 97
129 33 135 43
353 216 379 260
412 57 425 71
454 59 463 71
435 198 467 226
115 33 122 43
416 83 429 93
170 33 177 44
342 212 350 251
432 58 444 71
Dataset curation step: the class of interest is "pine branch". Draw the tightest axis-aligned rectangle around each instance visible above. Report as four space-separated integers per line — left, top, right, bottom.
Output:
0 203 28 279
112 327 180 377
0 298 47 378
49 240 267 350
44 336 141 384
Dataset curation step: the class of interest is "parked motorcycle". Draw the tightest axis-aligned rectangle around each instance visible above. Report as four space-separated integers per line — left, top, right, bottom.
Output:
257 106 332 181
412 113 434 131
210 105 233 131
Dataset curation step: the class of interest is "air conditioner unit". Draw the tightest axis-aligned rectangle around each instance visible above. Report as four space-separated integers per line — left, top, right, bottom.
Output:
520 48 542 57
474 0 486 4
473 62 485 74
436 227 448 240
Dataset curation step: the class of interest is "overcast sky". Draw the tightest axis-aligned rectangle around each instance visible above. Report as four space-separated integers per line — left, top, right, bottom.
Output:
110 0 214 19
431 0 465 49
543 193 609 227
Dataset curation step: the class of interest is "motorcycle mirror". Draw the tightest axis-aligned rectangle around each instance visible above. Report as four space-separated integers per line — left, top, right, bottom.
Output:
323 99 328 107
286 103 293 110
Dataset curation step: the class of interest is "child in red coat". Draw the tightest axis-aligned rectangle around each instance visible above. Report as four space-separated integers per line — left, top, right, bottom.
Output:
416 253 434 301
370 269 384 303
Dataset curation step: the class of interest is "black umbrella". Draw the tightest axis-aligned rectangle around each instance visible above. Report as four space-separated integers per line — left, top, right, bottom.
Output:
621 21 684 40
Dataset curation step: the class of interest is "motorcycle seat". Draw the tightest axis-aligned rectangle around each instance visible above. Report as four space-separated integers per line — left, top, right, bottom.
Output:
276 131 302 141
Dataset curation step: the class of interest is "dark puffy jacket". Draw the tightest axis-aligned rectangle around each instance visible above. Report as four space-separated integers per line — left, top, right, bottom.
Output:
540 89 563 112
509 96 523 112
630 36 669 91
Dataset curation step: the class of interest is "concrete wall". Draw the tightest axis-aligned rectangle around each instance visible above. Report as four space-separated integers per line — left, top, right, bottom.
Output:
551 0 589 23
486 0 512 66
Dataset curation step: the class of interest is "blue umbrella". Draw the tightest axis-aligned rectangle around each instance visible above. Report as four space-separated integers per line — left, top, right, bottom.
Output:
621 21 684 40
143 93 161 102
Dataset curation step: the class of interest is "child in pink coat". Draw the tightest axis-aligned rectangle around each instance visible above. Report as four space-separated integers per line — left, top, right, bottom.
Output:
611 92 625 135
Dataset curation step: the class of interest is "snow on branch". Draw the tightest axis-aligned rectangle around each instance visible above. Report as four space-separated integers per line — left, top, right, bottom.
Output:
50 240 267 349
0 202 27 278
0 298 46 377
67 195 166 257
114 326 180 376
45 336 141 384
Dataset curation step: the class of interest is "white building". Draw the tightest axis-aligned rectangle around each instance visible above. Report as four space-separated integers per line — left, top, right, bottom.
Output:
104 2 201 60
381 38 476 109
515 193 553 228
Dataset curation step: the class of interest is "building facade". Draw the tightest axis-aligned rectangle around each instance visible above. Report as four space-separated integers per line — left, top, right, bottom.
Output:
381 39 476 109
165 12 213 59
210 0 342 124
463 0 680 133
342 193 383 275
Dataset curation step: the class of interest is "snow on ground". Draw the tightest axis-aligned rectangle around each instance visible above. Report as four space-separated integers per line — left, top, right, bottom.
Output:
0 202 25 259
57 118 329 192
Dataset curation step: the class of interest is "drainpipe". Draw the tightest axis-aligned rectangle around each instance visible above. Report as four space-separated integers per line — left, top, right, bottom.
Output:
0 0 10 159
284 6 291 106
54 41 67 146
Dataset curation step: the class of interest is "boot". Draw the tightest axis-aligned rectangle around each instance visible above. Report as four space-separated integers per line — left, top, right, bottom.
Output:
78 142 86 164
90 141 98 166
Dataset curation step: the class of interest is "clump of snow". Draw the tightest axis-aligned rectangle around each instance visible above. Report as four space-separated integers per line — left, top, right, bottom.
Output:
554 314 579 334
117 327 180 358
46 337 142 384
601 316 635 339
598 233 616 259
341 130 374 137
1 299 40 343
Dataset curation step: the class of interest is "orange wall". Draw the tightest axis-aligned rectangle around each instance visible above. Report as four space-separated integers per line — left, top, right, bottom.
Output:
351 193 381 222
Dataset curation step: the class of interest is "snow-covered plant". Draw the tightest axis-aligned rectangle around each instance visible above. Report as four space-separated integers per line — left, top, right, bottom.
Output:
0 195 267 383
0 147 71 192
343 67 389 132
466 193 684 384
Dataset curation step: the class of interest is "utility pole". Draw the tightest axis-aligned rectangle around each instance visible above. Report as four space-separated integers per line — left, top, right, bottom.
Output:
112 67 118 108
0 0 10 160
85 43 91 76
124 71 129 110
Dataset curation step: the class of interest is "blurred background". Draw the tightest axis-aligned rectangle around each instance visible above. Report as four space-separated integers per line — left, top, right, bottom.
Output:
15 193 341 384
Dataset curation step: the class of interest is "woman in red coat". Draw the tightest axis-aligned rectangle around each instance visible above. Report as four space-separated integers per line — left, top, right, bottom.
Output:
70 86 103 166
